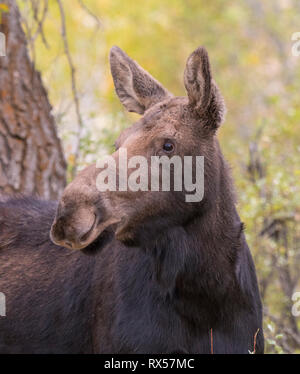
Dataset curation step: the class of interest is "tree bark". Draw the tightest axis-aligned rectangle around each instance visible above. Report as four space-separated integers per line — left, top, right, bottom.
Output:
0 0 66 199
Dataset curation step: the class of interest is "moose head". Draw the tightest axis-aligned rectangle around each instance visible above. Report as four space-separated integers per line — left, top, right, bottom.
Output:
50 46 226 250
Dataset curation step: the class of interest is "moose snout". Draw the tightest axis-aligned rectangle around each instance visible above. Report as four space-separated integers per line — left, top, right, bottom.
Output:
50 206 98 250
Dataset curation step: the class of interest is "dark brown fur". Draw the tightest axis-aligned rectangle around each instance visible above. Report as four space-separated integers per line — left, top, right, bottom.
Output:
0 46 264 353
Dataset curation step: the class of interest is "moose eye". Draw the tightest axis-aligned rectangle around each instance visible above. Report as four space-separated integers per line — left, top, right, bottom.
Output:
163 141 174 153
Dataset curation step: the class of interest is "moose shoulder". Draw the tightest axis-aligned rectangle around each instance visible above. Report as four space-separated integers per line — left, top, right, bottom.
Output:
0 46 264 354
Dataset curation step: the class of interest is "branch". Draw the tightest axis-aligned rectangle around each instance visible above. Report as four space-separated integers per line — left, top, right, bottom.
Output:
30 0 49 48
77 0 102 30
57 0 84 179
264 308 300 348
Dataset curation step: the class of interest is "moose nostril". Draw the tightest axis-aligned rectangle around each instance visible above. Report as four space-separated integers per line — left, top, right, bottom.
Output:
79 213 97 243
52 218 65 241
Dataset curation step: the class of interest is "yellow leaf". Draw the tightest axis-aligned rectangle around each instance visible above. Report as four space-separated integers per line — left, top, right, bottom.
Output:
247 53 260 66
0 4 9 12
68 154 75 165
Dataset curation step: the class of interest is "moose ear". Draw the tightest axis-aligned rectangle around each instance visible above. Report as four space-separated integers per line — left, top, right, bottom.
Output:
109 46 172 114
184 47 226 129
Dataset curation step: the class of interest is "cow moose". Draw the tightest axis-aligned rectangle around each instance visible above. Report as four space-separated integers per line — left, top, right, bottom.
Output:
0 46 264 354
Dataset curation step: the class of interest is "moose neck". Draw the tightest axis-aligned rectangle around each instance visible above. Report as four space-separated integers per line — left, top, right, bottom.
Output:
147 144 243 299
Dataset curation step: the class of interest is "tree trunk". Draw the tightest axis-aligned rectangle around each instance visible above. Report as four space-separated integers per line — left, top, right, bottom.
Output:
0 0 66 199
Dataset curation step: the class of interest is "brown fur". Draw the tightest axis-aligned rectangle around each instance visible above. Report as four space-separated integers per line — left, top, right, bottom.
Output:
0 46 264 353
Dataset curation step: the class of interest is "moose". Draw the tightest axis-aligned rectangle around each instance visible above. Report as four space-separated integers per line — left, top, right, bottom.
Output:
0 46 264 353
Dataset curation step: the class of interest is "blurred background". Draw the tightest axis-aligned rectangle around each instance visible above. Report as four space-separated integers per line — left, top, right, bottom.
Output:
0 0 299 353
